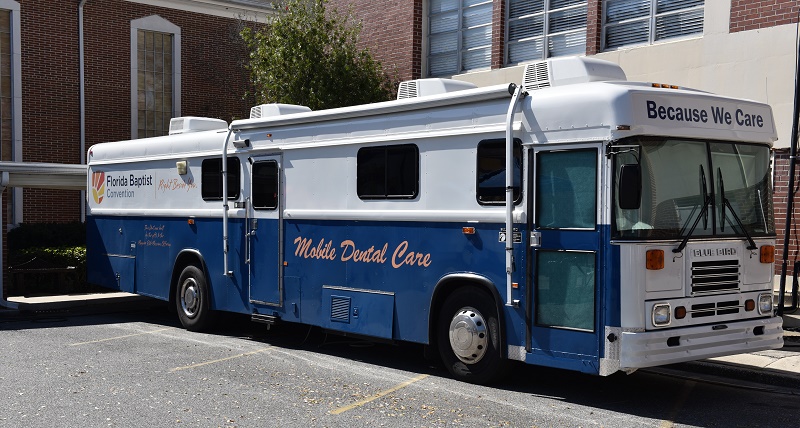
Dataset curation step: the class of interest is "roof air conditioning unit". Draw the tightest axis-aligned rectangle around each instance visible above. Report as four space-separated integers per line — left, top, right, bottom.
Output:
250 104 311 119
397 78 477 99
168 117 228 135
522 57 627 92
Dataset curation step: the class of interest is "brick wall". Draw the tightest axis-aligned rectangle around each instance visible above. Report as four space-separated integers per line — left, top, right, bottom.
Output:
328 0 421 82
730 0 800 33
773 150 800 277
17 0 258 225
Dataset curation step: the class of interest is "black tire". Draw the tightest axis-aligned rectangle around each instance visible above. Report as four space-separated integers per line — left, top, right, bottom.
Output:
175 265 215 332
437 286 510 385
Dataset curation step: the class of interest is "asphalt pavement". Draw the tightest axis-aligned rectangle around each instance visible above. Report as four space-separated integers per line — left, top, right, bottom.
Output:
2 290 799 391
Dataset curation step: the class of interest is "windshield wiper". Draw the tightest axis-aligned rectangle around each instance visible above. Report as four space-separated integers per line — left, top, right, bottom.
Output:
674 165 712 253
718 168 757 250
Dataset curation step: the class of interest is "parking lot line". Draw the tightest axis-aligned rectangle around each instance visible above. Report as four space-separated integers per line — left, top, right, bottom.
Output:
69 328 171 346
169 347 272 372
330 373 429 415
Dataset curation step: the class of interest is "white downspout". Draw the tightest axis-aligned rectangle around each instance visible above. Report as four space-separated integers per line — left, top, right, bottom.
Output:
221 129 234 276
79 0 88 222
505 83 525 307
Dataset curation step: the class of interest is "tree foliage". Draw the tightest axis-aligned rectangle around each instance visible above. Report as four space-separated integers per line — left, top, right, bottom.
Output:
241 0 395 110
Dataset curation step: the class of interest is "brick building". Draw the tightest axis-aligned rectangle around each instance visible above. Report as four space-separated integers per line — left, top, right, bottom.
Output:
331 0 800 277
1 0 273 297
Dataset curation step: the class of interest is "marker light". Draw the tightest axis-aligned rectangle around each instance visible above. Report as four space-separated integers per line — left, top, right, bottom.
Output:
652 303 671 326
462 227 476 235
760 245 775 263
758 293 773 314
646 249 665 270
745 299 755 312
674 306 686 320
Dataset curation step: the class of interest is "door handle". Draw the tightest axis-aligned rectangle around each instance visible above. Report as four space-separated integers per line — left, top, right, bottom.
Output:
530 231 541 247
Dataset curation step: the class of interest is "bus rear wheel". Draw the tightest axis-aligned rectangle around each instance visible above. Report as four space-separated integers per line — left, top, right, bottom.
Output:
437 287 509 384
176 265 215 332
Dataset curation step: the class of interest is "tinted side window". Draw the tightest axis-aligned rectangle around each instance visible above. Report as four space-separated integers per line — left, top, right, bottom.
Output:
477 139 522 204
252 160 278 209
201 157 241 200
357 144 419 199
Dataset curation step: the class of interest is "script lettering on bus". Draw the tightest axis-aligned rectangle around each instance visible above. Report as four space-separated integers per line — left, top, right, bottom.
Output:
158 177 197 193
138 224 171 248
293 236 432 268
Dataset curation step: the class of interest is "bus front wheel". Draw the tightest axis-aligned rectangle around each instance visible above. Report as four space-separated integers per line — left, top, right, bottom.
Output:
437 287 509 384
176 265 215 332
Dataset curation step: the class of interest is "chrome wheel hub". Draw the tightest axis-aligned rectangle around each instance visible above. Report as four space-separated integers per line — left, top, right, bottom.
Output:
180 278 199 318
448 307 488 364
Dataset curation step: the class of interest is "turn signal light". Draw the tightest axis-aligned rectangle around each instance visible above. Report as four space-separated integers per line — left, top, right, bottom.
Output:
646 249 665 270
760 245 775 263
745 299 755 312
674 306 686 320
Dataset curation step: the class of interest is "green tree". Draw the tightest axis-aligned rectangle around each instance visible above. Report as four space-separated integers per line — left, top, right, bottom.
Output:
241 0 395 111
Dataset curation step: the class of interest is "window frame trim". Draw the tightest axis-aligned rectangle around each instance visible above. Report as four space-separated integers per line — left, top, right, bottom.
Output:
0 1 22 225
130 15 181 139
600 0 705 52
356 143 420 200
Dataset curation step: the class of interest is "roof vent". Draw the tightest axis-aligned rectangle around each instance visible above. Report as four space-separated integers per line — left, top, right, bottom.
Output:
250 103 311 119
522 57 627 92
168 117 228 135
397 78 477 99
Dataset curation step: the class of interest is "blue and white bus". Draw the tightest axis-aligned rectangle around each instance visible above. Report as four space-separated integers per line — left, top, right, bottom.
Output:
86 57 783 384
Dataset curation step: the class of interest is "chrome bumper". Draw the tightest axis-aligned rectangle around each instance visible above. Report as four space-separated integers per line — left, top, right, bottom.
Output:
620 316 784 369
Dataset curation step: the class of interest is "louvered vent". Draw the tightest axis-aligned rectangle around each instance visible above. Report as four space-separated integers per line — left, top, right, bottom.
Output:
330 295 351 323
397 80 419 99
522 61 551 91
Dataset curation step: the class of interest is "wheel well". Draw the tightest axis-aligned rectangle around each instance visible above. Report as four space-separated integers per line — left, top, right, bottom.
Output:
170 250 207 309
429 275 507 358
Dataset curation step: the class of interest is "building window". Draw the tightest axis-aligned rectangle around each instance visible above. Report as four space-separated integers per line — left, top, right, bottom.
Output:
603 0 704 50
506 0 587 65
0 8 11 164
131 16 181 139
428 0 493 77
357 144 419 199
0 1 20 226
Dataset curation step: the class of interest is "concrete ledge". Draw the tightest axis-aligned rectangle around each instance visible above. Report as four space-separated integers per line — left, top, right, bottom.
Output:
2 292 162 315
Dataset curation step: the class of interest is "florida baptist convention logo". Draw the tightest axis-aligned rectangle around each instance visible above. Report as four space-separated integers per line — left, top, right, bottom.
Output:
91 171 153 204
91 171 105 204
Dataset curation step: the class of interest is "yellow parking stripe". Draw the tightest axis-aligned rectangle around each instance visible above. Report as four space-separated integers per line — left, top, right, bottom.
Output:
169 347 272 372
69 328 170 346
330 373 429 415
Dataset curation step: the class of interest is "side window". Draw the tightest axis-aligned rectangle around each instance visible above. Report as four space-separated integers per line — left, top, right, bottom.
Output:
201 157 241 200
535 149 597 229
357 144 419 199
252 160 279 210
476 139 522 204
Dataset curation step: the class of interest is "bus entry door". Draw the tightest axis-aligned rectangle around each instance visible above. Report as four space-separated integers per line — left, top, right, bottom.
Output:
247 155 283 306
528 146 602 368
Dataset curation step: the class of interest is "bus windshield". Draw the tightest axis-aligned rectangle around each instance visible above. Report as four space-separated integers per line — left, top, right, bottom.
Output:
613 137 774 240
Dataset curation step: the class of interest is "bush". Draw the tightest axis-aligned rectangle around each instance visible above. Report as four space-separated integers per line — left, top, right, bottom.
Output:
7 222 90 296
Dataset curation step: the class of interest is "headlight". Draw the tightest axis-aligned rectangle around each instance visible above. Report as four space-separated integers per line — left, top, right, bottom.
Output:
758 293 773 315
652 303 671 326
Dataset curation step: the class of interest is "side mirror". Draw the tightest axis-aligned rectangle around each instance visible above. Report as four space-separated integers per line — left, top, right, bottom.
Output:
618 164 641 210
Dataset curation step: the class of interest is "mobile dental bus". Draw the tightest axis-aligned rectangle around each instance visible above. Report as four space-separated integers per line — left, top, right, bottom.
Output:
87 57 783 384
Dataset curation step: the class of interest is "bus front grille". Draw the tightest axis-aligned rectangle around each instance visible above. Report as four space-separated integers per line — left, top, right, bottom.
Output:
691 259 740 294
690 300 741 318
